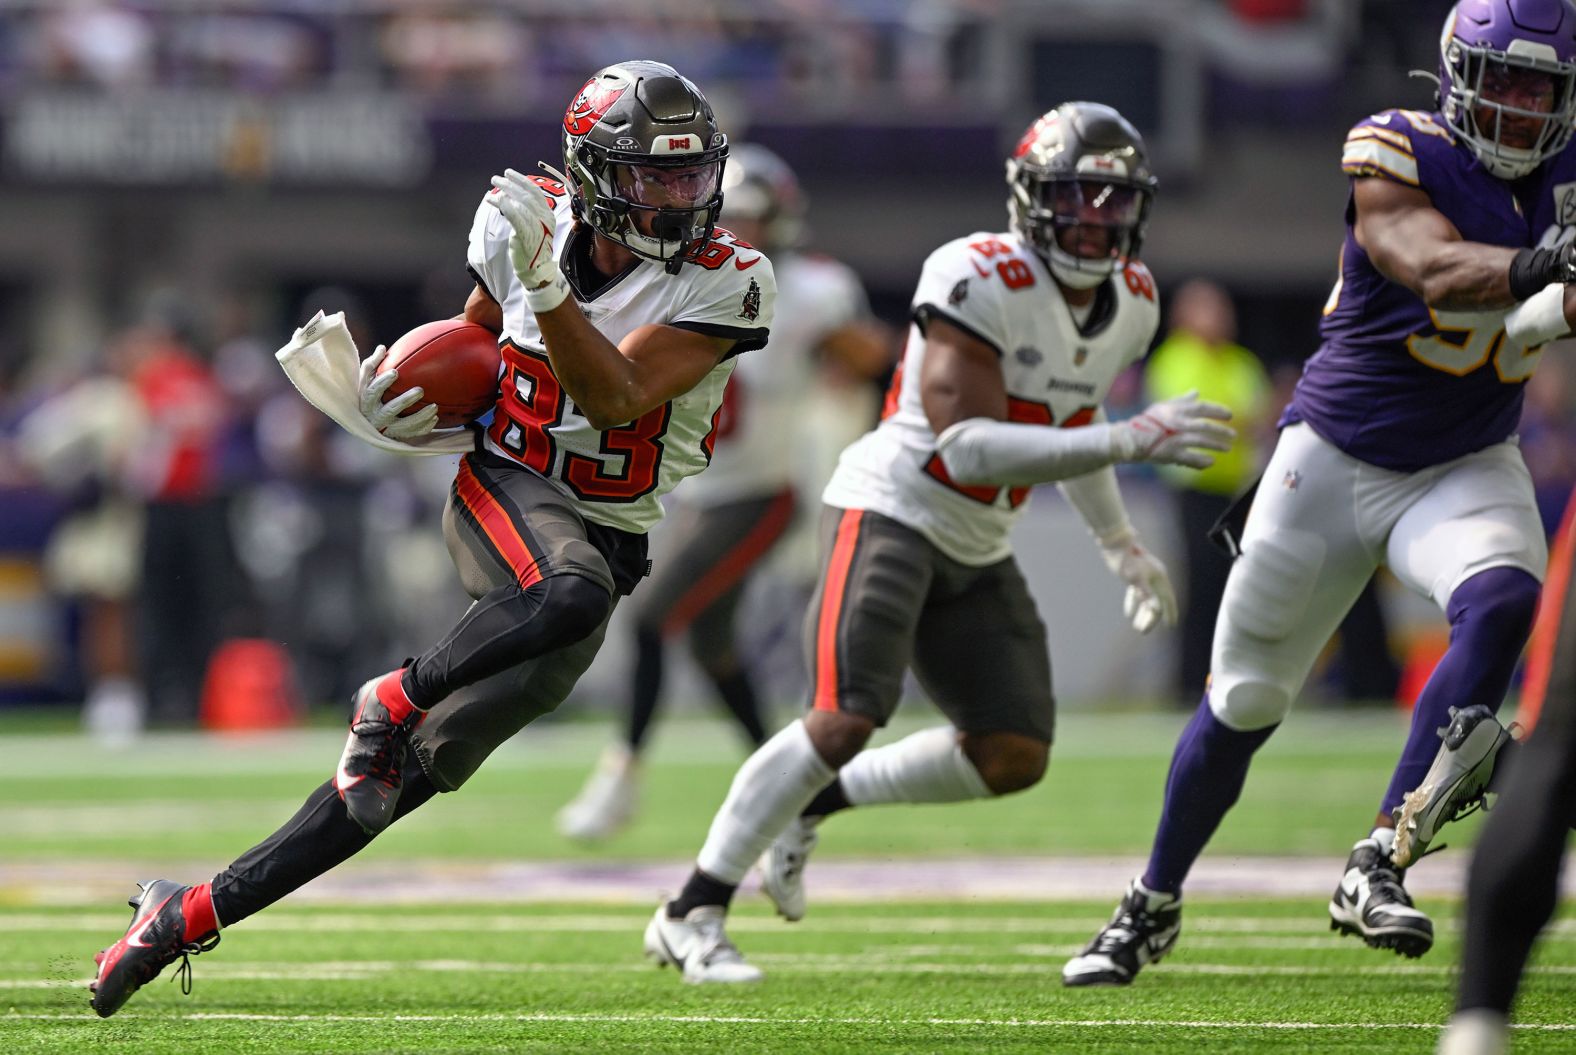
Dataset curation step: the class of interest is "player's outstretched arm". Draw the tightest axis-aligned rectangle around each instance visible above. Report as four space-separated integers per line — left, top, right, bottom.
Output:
1355 178 1519 311
1355 177 1576 344
925 318 1234 485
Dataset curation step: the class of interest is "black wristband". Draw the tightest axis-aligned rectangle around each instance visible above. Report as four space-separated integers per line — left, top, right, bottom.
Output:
1510 247 1555 301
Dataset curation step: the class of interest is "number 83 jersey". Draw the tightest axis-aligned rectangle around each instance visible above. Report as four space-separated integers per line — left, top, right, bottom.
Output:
466 175 776 534
824 230 1159 566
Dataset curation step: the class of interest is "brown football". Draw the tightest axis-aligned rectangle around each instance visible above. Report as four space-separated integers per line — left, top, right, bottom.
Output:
376 320 501 428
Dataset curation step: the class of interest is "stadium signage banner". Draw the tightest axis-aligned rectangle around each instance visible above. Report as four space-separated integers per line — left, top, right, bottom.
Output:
2 91 432 185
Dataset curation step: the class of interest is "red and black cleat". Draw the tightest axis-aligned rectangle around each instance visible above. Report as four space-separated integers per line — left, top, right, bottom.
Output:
336 669 424 836
89 880 219 1018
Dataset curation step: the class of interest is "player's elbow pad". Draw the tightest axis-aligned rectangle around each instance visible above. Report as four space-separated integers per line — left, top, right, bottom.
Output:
934 417 1118 487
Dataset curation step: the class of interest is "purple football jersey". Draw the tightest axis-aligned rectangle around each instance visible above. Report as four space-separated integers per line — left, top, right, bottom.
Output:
1283 108 1576 471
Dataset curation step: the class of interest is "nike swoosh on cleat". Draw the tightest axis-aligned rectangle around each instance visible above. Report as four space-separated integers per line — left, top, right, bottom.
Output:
125 897 173 948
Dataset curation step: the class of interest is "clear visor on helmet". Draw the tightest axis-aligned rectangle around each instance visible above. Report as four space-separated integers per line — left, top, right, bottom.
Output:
612 161 722 209
1445 44 1576 176
1029 178 1148 262
1038 180 1145 228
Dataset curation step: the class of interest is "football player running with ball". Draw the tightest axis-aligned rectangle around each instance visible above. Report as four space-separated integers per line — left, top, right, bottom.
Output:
646 102 1237 983
1064 0 1576 988
87 60 775 1017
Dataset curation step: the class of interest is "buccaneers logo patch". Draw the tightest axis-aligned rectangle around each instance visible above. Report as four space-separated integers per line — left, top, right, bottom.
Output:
738 278 762 322
564 77 630 137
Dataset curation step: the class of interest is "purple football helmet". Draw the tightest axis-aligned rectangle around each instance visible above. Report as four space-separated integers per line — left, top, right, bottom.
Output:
1439 0 1576 179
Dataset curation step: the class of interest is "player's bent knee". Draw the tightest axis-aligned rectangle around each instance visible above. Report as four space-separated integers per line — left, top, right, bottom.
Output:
541 574 613 648
1209 678 1291 732
1221 531 1325 643
803 709 875 768
962 732 1048 795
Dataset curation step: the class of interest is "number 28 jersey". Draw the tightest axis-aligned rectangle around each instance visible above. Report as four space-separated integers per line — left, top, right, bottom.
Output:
466 173 776 534
824 231 1159 566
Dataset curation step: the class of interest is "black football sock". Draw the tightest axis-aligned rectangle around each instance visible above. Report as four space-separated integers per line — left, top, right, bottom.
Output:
802 778 851 819
668 869 737 917
711 666 769 748
625 624 664 752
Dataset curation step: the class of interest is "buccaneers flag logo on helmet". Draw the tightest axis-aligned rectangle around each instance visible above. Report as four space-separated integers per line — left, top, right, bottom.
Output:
564 77 631 137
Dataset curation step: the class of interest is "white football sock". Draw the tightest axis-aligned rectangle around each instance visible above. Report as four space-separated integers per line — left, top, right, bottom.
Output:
839 725 991 806
696 720 835 885
1437 1009 1508 1055
1370 826 1397 855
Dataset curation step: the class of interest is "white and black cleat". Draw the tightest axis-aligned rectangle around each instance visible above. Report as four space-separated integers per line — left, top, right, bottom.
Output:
1329 833 1433 958
643 904 763 984
1062 879 1181 987
1392 704 1512 868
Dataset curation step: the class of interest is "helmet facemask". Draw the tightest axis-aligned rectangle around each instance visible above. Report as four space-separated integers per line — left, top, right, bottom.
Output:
1440 19 1576 179
571 146 728 272
1014 173 1153 289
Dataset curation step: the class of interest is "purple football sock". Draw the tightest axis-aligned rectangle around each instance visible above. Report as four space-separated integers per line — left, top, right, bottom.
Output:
1381 566 1539 816
1142 695 1276 896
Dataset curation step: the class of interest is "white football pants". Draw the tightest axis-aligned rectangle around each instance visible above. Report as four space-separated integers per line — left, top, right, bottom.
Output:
1208 423 1546 731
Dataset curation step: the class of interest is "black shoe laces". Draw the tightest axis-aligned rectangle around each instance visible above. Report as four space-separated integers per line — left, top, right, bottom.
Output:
1089 908 1156 955
1365 864 1413 906
168 933 220 996
359 717 417 786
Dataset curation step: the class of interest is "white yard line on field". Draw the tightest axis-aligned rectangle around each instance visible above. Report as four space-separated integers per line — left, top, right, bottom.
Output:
7 910 1576 938
13 851 1567 904
10 956 1576 988
2 1009 1574 1032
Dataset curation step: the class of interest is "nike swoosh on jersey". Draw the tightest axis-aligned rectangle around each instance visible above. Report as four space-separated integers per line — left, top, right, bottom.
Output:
734 255 761 271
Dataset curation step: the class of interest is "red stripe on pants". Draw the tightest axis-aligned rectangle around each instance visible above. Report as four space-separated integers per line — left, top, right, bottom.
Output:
813 509 864 712
454 460 545 590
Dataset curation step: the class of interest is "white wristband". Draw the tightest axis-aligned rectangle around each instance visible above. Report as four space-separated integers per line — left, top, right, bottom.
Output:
524 271 571 314
1505 281 1570 348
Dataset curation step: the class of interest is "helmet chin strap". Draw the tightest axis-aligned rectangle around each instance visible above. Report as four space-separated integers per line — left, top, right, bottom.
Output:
1480 149 1540 180
1046 248 1112 290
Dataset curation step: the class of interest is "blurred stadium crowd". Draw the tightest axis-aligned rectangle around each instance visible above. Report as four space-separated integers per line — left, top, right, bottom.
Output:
3 0 1576 740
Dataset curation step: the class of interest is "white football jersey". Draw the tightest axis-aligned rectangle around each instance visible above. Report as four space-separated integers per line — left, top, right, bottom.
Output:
823 231 1159 565
466 173 776 534
682 249 869 506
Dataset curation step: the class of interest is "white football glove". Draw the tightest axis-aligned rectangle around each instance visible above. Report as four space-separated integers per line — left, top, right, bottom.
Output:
487 168 571 313
1099 535 1178 635
1111 391 1235 470
357 344 438 441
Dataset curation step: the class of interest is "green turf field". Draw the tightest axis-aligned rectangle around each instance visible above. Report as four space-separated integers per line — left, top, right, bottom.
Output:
0 709 1482 862
4 901 1575 1053
3 708 1568 1053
